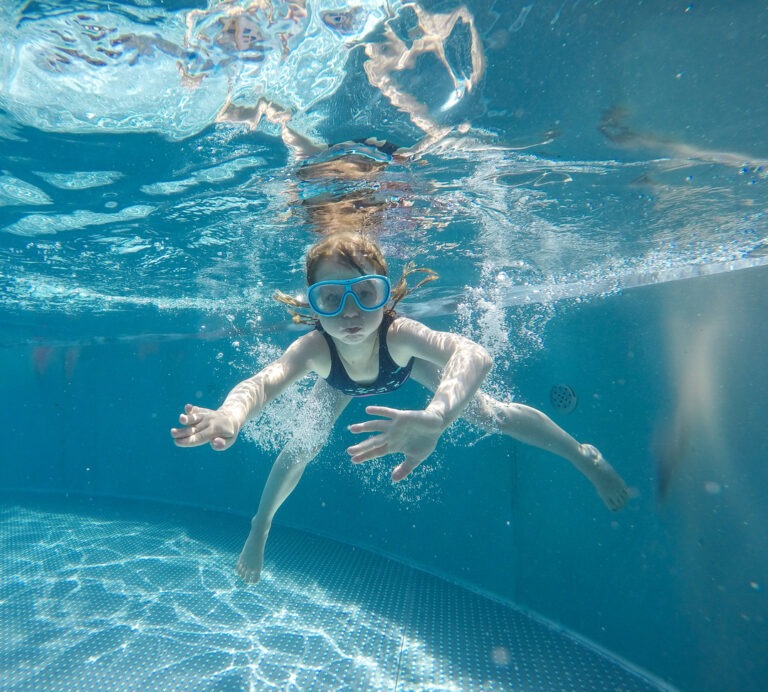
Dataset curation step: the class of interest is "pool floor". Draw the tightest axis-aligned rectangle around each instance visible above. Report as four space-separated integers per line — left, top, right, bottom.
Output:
1 495 666 691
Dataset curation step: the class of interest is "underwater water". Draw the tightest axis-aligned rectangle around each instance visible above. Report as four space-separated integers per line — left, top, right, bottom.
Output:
1 1 767 690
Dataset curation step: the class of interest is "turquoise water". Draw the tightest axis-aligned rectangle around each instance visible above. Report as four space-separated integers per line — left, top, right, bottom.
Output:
2 1 767 690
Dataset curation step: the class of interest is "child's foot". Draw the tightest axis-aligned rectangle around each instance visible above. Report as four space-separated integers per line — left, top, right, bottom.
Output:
578 444 629 512
236 520 269 584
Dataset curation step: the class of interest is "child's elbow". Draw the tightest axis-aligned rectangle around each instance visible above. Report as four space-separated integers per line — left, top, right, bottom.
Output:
475 344 493 376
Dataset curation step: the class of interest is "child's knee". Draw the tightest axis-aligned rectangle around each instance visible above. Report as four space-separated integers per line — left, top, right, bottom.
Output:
466 396 506 433
492 408 512 432
492 402 532 434
283 435 326 464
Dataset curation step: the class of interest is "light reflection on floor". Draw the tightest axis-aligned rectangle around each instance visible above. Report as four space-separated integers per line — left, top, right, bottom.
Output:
1 496 666 691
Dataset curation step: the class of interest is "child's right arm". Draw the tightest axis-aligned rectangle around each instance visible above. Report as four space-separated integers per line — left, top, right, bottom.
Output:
170 331 324 451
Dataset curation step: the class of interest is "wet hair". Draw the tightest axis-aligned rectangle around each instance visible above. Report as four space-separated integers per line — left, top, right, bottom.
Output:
274 232 438 324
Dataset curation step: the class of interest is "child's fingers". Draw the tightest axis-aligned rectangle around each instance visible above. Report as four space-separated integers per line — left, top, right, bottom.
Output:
348 406 403 435
211 436 231 451
171 429 207 447
348 420 388 434
364 405 399 418
392 456 420 482
179 410 196 425
349 445 388 463
347 437 388 462
345 440 369 457
171 423 199 439
179 404 217 425
182 403 202 418
177 418 211 439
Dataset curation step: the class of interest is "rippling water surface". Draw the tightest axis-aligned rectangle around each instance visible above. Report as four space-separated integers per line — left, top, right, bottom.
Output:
1 0 766 350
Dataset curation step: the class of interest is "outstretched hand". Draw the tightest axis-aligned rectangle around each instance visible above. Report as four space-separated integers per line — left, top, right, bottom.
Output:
170 404 239 451
347 406 445 482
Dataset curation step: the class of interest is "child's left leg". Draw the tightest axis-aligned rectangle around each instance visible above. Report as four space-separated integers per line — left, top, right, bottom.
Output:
411 362 629 511
468 392 628 511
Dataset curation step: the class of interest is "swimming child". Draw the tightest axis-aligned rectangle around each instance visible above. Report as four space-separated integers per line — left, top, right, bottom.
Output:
170 232 629 584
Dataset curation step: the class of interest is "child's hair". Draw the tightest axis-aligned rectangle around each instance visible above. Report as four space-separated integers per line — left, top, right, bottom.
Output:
274 232 438 324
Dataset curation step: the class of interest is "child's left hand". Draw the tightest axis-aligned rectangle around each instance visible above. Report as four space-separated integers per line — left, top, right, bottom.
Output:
347 406 445 482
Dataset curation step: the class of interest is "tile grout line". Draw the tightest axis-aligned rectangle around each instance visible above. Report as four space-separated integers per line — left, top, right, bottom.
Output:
394 563 417 691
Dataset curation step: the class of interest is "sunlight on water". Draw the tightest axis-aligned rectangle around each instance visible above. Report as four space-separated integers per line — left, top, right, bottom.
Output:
4 204 156 237
0 174 53 206
4 498 663 691
34 170 124 191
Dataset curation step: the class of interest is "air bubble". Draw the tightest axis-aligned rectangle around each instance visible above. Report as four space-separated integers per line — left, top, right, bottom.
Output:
491 646 511 666
704 481 722 495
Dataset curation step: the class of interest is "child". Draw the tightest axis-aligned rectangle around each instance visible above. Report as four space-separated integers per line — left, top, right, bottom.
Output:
171 232 629 584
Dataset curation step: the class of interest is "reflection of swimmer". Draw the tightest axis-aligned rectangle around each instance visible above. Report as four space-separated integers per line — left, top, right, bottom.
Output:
292 138 420 236
653 293 731 503
109 0 308 86
217 104 423 232
171 232 630 584
184 1 308 65
599 106 767 170
363 3 485 147
216 2 486 155
10 1 484 145
30 1 305 77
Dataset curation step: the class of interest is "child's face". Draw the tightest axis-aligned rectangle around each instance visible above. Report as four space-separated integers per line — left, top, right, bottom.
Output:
312 257 385 344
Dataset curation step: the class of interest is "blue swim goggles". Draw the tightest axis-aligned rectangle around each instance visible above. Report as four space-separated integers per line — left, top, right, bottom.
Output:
307 274 391 317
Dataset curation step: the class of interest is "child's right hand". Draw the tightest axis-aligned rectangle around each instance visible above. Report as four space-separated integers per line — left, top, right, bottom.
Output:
170 404 239 451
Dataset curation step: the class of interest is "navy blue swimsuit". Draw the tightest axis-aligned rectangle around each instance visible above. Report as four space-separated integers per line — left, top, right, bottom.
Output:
316 313 414 397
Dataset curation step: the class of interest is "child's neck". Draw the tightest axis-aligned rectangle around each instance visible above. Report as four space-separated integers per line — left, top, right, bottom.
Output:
334 330 380 369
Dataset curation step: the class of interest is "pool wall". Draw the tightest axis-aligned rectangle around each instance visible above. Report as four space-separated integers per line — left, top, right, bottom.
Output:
4 265 768 691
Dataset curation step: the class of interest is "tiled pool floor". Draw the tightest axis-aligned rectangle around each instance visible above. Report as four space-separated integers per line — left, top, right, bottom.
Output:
1 495 667 691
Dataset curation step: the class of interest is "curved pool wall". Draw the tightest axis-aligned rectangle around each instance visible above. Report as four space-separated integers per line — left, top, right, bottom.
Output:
4 265 767 691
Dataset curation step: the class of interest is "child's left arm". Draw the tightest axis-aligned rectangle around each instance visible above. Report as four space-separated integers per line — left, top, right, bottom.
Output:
347 317 492 481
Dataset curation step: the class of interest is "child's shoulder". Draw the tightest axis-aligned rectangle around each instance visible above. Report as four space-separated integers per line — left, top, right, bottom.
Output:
388 315 475 365
284 327 331 377
386 315 434 354
388 315 430 336
288 327 326 355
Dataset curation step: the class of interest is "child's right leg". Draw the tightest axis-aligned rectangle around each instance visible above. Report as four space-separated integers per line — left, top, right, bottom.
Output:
411 361 628 511
236 380 350 583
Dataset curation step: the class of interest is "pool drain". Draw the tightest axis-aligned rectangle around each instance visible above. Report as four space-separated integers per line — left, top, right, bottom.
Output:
550 383 577 414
